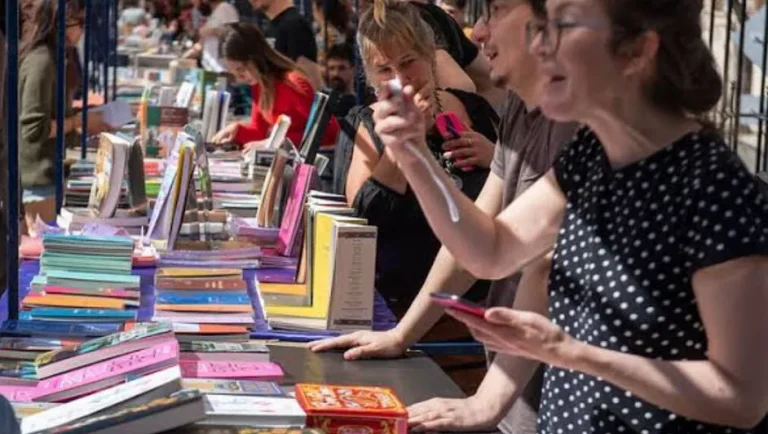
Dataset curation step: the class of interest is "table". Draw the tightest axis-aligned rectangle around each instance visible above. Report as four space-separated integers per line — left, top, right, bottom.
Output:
270 344 465 405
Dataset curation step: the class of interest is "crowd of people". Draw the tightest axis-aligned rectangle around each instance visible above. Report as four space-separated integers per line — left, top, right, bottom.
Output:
4 0 768 432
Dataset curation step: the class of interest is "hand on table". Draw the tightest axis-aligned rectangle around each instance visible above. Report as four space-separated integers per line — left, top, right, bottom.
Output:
307 330 407 360
408 395 500 432
447 307 578 368
442 130 495 170
212 123 240 145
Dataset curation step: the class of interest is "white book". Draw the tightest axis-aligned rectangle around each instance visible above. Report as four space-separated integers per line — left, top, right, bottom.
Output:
200 395 305 427
20 366 182 434
93 100 134 129
88 133 132 218
175 82 196 108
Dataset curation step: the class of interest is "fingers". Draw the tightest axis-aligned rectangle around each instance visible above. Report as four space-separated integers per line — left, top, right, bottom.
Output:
307 334 359 353
443 147 476 161
343 344 377 360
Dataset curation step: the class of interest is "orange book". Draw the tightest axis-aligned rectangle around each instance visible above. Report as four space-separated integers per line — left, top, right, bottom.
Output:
295 384 407 434
154 304 254 313
155 268 242 278
259 283 307 296
22 294 131 310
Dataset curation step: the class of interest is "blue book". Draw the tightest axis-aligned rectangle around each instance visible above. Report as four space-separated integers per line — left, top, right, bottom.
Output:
21 308 138 321
0 320 124 337
42 233 135 248
155 293 251 305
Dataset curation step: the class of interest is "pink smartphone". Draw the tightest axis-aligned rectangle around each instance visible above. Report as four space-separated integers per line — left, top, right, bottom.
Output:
430 292 486 318
435 112 467 140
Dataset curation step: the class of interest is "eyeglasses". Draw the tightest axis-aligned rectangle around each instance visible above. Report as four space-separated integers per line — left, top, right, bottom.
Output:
525 19 608 54
481 0 525 25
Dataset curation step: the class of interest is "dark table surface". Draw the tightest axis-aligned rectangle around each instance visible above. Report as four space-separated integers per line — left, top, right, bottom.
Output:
269 344 465 404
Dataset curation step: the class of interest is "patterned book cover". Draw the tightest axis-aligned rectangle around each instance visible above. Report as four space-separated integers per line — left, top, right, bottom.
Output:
180 360 283 380
155 278 247 291
294 384 407 418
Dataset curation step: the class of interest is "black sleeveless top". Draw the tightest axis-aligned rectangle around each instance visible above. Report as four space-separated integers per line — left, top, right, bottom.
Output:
353 89 499 311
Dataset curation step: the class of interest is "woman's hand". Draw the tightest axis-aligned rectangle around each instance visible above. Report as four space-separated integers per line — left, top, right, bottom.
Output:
447 307 581 368
372 84 428 157
442 130 495 169
212 123 240 145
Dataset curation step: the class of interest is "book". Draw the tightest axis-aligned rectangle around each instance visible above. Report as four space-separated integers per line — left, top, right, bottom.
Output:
179 342 269 354
35 389 205 434
11 402 59 420
155 293 251 305
19 309 138 323
39 287 139 300
168 428 323 434
150 312 255 325
155 268 242 279
181 379 283 396
22 295 138 310
258 283 309 308
179 361 283 381
256 149 290 228
20 323 173 380
0 338 80 352
200 395 306 428
276 165 316 257
295 384 407 434
43 271 140 290
88 134 132 218
154 278 246 291
0 338 179 402
179 352 270 363
0 321 124 338
18 366 184 434
154 304 253 314
168 143 197 249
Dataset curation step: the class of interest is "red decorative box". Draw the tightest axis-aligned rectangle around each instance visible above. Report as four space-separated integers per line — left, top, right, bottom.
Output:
294 384 408 434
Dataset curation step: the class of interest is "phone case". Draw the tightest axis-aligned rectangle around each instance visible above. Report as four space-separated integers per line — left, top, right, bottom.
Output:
435 113 467 140
430 293 486 317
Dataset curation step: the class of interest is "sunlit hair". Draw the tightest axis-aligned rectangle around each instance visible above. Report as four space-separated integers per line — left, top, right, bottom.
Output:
357 0 436 78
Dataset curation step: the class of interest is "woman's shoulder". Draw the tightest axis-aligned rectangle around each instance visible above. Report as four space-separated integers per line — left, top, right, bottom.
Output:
21 46 54 70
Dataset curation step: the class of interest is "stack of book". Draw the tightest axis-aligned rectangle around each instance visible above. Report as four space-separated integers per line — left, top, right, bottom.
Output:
264 191 377 332
157 240 263 269
23 234 141 323
151 268 267 341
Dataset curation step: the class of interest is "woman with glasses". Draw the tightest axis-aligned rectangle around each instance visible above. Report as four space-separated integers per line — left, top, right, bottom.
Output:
372 0 768 432
343 0 500 317
19 0 110 233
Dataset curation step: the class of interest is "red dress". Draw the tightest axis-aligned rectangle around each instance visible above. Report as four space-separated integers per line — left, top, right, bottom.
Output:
233 72 340 148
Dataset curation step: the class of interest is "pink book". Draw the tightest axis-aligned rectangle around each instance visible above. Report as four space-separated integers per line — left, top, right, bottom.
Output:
179 360 283 381
276 164 316 257
0 385 39 402
0 338 179 402
43 286 139 300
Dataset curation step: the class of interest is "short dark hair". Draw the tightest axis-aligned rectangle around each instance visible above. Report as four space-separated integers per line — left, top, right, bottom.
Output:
326 43 355 65
529 0 546 17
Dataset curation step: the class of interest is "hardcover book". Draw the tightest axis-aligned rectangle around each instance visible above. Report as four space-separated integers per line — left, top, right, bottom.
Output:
294 384 407 434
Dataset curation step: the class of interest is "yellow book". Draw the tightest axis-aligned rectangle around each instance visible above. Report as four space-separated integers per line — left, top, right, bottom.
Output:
266 212 365 319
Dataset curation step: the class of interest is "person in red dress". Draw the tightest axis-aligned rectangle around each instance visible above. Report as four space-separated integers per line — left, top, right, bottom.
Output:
212 22 339 150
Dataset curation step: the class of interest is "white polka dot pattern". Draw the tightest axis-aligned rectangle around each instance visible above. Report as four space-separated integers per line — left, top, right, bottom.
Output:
539 128 768 434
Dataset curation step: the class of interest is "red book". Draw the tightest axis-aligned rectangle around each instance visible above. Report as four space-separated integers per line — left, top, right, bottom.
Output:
294 384 407 434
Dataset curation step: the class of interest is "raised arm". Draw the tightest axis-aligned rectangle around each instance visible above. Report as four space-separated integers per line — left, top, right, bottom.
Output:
373 85 565 279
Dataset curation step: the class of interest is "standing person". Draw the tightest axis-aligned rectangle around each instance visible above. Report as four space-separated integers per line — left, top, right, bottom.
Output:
19 0 109 233
438 0 472 40
211 23 340 149
183 0 239 67
311 0 351 68
311 1 578 432
249 0 324 90
325 43 357 118
369 0 768 432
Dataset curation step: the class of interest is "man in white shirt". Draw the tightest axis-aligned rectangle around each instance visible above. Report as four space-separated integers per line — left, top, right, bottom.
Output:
184 0 240 68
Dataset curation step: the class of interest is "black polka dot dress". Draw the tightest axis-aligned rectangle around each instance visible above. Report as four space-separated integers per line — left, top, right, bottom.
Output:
539 128 768 434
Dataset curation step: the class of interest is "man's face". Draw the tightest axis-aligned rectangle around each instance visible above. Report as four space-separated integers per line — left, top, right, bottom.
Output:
473 0 539 91
327 58 355 93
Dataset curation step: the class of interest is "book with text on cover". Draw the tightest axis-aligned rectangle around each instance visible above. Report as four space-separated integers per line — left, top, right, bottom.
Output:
199 395 305 428
294 384 407 434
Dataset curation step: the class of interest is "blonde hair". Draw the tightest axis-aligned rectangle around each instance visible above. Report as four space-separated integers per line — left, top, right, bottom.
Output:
357 0 437 78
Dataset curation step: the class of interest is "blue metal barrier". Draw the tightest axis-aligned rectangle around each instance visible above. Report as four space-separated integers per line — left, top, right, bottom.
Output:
6 0 19 321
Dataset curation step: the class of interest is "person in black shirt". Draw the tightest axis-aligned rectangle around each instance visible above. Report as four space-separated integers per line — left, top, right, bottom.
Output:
249 0 323 89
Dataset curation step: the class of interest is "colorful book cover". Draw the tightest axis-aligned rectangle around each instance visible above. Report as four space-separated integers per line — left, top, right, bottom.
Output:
42 286 139 300
276 165 316 257
19 309 138 322
0 337 79 351
155 304 254 314
155 268 242 278
18 366 183 433
167 324 248 335
44 271 140 287
37 389 204 434
155 293 251 305
0 321 124 338
181 379 284 396
22 294 132 310
151 312 255 325
179 361 283 380
154 278 247 291
29 323 172 370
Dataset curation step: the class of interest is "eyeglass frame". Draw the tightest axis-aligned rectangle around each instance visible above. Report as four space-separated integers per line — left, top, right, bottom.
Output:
480 0 528 25
525 18 611 54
